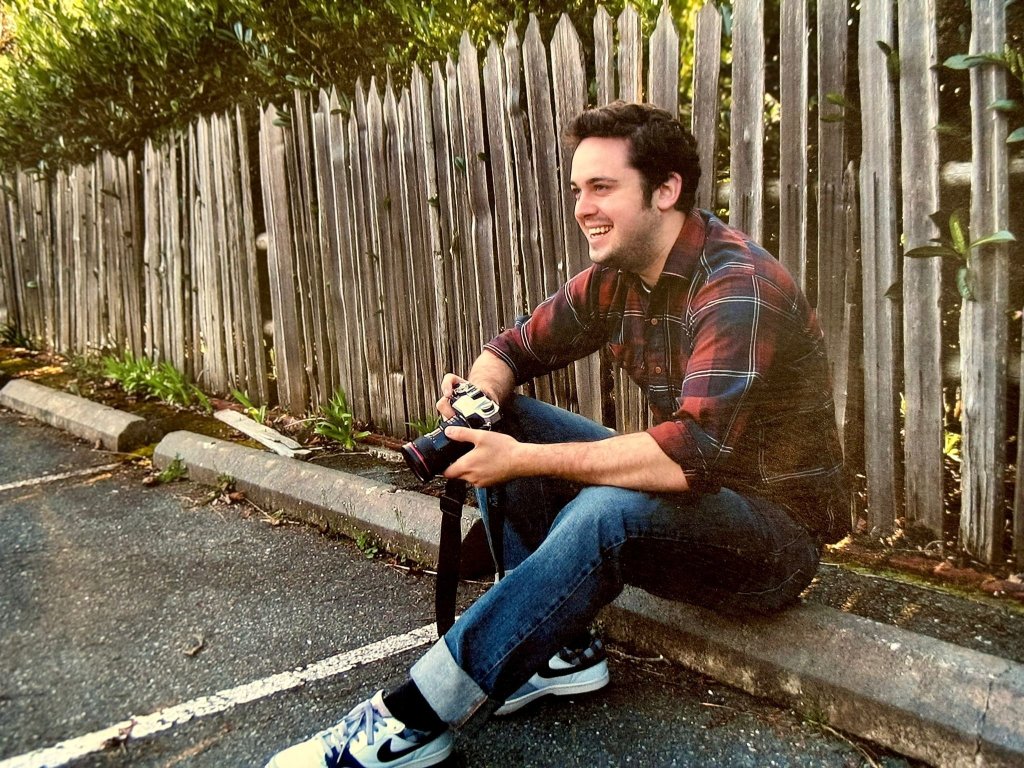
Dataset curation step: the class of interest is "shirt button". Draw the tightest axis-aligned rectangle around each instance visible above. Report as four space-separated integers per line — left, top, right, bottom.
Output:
650 318 659 325
654 366 663 374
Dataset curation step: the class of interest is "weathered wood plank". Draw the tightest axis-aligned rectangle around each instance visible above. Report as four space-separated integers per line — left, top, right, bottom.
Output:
961 0 1009 563
215 409 311 457
648 2 679 114
617 4 643 103
327 88 370 420
443 57 478 377
858 0 902 532
483 38 519 329
616 7 646 432
259 103 308 412
729 0 765 241
691 4 722 211
502 22 541 321
289 92 328 409
312 92 343 398
430 61 465 377
458 33 500 348
235 107 269 404
350 84 388 428
382 80 414 433
412 65 453 387
552 13 599 421
397 85 436 426
594 6 615 106
898 0 944 537
779 0 809 290
816 0 851 407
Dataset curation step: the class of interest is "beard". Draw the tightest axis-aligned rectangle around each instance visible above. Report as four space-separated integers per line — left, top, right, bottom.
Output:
587 206 664 278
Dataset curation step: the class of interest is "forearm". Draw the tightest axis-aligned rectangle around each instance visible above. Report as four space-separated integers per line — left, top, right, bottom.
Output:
513 431 689 493
467 349 516 405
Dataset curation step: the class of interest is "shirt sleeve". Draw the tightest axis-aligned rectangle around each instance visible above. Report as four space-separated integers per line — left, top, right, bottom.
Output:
484 267 610 385
645 267 795 489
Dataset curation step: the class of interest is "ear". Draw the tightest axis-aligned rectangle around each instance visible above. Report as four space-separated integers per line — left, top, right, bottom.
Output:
654 172 683 212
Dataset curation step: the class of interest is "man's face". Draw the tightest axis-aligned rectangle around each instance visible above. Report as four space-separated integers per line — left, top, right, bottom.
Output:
570 136 662 275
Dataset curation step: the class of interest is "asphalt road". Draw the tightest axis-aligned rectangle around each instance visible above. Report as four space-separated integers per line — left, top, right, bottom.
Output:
0 408 921 768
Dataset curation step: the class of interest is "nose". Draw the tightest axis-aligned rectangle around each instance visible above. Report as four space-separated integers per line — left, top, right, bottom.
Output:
575 190 597 220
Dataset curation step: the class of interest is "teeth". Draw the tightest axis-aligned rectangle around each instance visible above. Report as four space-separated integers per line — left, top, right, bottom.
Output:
589 225 611 236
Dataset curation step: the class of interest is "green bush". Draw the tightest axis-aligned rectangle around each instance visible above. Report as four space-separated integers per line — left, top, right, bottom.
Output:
0 0 703 170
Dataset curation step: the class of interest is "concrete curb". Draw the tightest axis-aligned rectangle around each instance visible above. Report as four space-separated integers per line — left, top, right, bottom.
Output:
601 589 1024 768
0 379 159 452
153 430 476 564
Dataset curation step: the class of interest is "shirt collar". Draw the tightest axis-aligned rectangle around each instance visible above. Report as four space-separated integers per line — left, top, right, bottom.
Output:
659 209 709 283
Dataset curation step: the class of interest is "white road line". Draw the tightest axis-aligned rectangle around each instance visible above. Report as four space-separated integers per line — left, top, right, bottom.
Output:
0 622 438 768
0 463 124 493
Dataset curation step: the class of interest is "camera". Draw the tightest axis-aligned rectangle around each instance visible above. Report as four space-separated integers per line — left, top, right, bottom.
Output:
401 382 501 482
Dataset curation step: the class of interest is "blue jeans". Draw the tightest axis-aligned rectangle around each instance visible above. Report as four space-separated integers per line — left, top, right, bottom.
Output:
411 396 819 727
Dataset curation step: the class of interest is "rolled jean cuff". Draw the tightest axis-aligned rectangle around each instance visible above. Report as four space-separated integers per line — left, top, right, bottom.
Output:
410 636 489 728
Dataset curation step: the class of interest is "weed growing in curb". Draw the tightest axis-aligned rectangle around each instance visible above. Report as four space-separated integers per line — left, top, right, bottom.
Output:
231 388 267 424
314 388 369 450
101 349 211 412
407 413 440 438
157 456 188 484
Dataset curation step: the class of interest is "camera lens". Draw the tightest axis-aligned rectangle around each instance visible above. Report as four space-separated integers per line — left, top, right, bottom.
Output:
400 414 473 482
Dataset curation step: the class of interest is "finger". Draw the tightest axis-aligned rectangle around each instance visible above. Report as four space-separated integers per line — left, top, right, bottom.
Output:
444 425 476 443
440 373 464 398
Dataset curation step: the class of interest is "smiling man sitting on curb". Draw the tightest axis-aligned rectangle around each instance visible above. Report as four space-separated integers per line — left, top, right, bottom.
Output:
265 100 847 768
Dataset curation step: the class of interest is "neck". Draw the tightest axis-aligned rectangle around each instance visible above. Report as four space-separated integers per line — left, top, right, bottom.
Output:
636 209 689 287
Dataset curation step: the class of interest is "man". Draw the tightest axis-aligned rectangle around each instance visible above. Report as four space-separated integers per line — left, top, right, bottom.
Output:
266 101 847 768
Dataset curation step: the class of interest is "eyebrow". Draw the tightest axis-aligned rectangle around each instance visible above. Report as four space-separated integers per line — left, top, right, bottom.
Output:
570 175 618 188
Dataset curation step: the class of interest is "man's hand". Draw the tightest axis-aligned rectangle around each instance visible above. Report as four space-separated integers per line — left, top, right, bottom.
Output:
442 427 521 488
435 373 467 420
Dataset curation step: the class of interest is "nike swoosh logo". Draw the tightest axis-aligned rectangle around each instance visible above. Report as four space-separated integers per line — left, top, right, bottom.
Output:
537 660 603 680
377 738 423 762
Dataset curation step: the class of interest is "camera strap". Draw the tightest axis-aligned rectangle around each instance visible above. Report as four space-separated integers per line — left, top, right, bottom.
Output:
435 479 506 637
435 478 466 636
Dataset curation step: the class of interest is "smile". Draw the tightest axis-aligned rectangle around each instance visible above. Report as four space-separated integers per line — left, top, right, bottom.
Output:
588 225 612 237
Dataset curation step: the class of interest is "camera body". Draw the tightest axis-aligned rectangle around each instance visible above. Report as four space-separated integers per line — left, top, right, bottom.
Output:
401 382 501 482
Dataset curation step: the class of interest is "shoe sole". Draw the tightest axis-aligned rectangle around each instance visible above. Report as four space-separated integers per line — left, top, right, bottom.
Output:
494 666 610 716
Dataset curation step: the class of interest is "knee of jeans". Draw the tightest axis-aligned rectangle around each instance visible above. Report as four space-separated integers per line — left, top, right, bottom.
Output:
553 487 636 545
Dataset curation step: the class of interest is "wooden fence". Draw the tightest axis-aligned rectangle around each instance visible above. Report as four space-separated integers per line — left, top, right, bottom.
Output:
0 1 1020 567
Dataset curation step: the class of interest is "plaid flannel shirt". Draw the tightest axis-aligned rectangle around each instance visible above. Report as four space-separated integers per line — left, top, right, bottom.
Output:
484 210 847 542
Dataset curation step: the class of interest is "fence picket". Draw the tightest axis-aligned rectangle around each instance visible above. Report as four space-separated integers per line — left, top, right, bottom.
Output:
898 0 944 537
961 0 1010 563
552 14 600 422
411 67 451 393
352 82 391 431
483 38 520 327
458 33 500 349
730 0 765 241
617 5 643 103
779 0 808 291
594 7 615 106
648 3 679 114
259 103 308 412
816 0 851 403
858 0 902 532
691 4 722 211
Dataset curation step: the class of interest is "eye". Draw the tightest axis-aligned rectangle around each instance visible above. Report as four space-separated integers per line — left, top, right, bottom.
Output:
570 187 581 200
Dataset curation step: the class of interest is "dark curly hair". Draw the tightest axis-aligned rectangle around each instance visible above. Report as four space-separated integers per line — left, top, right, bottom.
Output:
565 101 701 212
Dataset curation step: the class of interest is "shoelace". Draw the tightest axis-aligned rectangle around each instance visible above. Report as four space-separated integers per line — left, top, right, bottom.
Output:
319 698 384 756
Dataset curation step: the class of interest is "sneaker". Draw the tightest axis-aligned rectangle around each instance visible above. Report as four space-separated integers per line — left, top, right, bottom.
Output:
265 690 452 768
494 635 610 715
